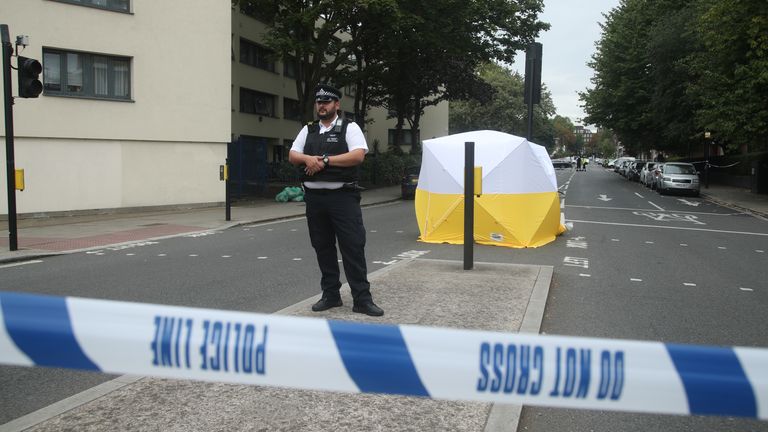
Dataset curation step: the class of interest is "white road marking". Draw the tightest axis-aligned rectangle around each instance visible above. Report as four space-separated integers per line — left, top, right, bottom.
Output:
185 232 214 238
566 238 588 249
740 287 754 292
565 219 768 237
718 246 727 250
373 259 398 265
396 230 404 233
157 254 166 257
630 278 642 282
267 228 273 231
189 254 198 257
633 211 706 225
678 199 700 207
290 229 297 232
0 260 43 269
683 283 697 287
598 194 612 201
645 241 654 244
563 257 589 268
756 250 765 253
680 244 688 247
126 253 135 256
635 193 645 199
370 230 378 233
292 258 302 261
257 256 268 260
611 239 620 242
566 204 739 216
222 255 231 258
648 201 665 211
579 274 591 277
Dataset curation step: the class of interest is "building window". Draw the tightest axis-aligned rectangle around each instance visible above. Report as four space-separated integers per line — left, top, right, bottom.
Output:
283 98 302 121
51 0 130 13
283 56 297 79
240 87 276 117
43 49 131 99
240 39 275 73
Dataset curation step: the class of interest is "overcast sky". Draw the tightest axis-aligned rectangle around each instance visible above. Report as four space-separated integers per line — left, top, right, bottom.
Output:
510 0 621 128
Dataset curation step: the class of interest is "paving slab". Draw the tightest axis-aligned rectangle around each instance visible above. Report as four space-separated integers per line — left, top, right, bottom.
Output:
16 259 552 432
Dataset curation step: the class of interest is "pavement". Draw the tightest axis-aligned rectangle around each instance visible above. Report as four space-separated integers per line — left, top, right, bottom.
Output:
1 182 766 431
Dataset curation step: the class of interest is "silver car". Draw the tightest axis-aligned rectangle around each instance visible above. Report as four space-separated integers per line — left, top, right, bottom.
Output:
656 162 700 196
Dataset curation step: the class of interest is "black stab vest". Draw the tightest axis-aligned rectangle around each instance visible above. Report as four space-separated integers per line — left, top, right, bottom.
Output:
301 118 359 183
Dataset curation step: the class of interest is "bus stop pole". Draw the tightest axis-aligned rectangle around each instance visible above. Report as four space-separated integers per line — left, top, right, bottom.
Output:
464 142 474 270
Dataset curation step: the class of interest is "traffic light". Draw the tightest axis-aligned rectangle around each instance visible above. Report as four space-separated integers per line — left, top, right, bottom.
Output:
17 55 42 98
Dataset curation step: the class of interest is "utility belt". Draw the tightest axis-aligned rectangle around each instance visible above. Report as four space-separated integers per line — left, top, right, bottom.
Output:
303 182 365 194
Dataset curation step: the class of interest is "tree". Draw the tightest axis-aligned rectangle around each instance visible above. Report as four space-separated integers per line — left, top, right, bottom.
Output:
687 0 768 152
449 62 555 147
234 0 365 123
551 115 576 155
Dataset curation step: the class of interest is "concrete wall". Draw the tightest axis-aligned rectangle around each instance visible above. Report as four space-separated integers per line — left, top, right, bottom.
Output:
1 0 231 214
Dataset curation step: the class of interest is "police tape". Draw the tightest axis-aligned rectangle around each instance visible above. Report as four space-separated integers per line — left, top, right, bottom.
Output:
1 291 766 420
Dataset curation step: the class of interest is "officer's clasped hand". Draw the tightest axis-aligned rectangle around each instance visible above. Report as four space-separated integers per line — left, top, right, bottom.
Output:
304 155 326 176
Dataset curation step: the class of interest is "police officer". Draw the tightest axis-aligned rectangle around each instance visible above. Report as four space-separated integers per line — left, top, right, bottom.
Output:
288 84 384 317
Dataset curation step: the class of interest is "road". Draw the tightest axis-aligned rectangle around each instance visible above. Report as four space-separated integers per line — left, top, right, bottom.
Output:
1 164 766 430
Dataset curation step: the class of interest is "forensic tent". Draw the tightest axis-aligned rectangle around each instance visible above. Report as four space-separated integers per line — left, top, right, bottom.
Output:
415 130 565 248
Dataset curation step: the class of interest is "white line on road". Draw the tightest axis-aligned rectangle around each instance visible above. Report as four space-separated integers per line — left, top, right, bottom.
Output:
740 287 754 292
756 250 765 253
257 256 268 259
0 260 43 269
292 258 302 261
222 255 231 258
683 283 697 287
630 278 642 282
635 192 645 198
611 239 620 242
718 246 727 250
579 274 591 277
648 201 665 211
566 204 740 216
680 244 688 247
189 254 198 257
564 219 768 237
645 241 654 244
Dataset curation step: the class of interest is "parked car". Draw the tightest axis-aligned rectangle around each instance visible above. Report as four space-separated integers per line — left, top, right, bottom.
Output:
656 162 700 196
401 166 420 199
626 161 646 182
613 157 635 173
640 162 657 187
552 159 572 169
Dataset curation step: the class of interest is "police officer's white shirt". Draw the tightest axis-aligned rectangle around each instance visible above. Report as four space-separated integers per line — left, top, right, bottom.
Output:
290 115 368 190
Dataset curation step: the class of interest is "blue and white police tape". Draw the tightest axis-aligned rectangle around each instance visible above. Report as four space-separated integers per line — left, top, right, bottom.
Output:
1 291 766 420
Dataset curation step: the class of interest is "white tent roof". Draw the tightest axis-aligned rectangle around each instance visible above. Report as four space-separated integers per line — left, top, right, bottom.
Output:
420 131 557 194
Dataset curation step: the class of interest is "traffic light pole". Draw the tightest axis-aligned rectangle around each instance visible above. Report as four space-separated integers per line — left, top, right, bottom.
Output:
2 24 19 251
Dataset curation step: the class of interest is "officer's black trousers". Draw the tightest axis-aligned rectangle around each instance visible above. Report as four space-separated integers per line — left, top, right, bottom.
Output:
303 188 372 303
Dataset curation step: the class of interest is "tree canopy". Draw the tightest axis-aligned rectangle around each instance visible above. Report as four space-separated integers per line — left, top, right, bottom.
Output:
234 0 549 145
581 0 768 156
449 62 556 153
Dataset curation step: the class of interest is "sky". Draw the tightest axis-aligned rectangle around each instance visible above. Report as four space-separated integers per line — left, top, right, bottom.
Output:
510 0 621 127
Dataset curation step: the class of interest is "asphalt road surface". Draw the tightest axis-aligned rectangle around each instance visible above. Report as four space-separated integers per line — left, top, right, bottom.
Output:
1 164 766 430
